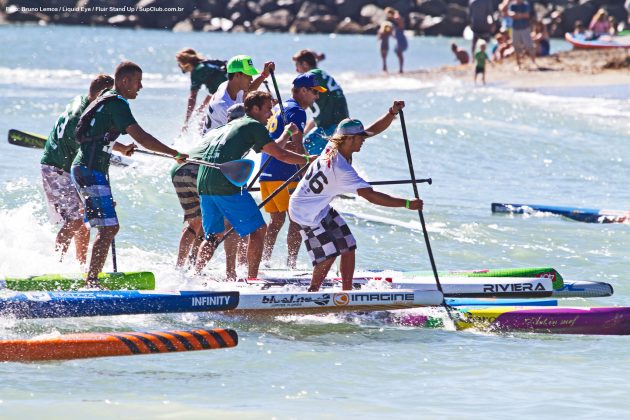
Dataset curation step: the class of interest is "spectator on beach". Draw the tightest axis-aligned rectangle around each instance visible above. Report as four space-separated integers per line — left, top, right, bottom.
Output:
474 41 492 85
492 29 513 60
508 0 537 69
377 21 393 72
451 42 470 64
469 0 496 57
589 8 611 38
385 7 408 73
531 21 550 56
175 48 227 130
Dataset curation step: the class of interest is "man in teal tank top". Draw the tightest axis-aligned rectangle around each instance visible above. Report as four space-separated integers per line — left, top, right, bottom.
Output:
71 61 188 288
292 49 350 155
40 74 113 266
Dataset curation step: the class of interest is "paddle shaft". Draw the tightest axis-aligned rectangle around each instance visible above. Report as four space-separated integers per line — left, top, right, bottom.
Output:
111 239 118 272
133 149 221 169
216 163 310 247
248 178 432 192
246 69 288 190
399 110 454 320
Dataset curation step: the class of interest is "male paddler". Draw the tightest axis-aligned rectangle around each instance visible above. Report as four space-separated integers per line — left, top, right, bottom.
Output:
292 49 349 155
260 72 327 268
194 91 317 280
40 74 114 266
71 61 188 288
288 101 422 292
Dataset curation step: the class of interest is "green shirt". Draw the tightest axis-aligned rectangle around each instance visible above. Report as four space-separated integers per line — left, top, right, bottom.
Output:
197 116 272 196
190 61 227 94
41 95 88 172
308 68 349 128
170 136 214 179
72 90 136 174
475 51 489 69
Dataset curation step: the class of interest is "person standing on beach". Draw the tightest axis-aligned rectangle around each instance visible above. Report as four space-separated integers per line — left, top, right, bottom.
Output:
260 73 327 269
71 61 188 288
292 49 349 156
469 0 495 57
194 91 317 280
508 0 537 69
288 101 423 292
40 74 113 266
451 42 470 64
175 48 227 130
474 41 492 85
377 21 393 72
170 104 246 269
385 7 408 73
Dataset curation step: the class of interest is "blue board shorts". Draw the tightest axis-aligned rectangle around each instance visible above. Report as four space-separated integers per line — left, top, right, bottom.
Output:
71 165 118 228
200 191 265 238
303 124 337 155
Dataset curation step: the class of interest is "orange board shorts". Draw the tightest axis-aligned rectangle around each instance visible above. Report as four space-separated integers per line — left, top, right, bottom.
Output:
259 181 298 213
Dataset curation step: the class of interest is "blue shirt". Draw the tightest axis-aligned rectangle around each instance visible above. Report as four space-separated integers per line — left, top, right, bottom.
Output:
260 98 306 182
509 1 530 30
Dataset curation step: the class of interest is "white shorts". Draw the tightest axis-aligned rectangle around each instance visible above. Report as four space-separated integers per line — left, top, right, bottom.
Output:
41 164 83 224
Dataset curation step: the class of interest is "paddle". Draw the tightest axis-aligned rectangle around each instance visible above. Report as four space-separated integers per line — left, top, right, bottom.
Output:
246 69 288 190
111 239 118 272
216 162 311 247
247 178 432 192
133 149 254 188
398 110 456 323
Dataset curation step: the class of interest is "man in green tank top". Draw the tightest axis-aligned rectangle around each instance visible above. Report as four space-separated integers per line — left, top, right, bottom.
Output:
292 49 350 155
71 61 188 288
40 74 114 266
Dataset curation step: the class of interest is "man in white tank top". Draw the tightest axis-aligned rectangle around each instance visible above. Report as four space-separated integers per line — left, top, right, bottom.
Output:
289 101 423 292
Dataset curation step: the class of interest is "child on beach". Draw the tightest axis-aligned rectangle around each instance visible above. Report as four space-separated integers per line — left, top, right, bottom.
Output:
377 21 393 72
451 42 470 64
492 29 513 61
474 41 492 85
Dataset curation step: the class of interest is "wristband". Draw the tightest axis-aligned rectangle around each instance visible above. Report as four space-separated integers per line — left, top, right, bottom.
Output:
175 152 182 159
286 128 294 137
261 72 269 78
389 107 398 116
405 199 410 209
304 154 310 164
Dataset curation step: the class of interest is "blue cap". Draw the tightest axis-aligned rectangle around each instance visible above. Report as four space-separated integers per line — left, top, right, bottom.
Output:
292 73 327 92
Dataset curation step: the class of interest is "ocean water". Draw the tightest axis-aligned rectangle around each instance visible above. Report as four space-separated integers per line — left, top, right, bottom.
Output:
0 24 629 418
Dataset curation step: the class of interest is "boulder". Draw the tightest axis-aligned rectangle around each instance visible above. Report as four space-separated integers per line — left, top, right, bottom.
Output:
226 0 254 20
275 0 304 13
4 5 48 22
108 13 139 28
335 16 363 33
559 3 595 33
195 0 228 17
415 0 447 17
359 4 386 25
188 10 212 30
172 18 194 32
289 17 317 33
361 22 380 34
376 0 415 15
297 1 332 19
134 0 194 29
408 11 426 31
253 8 294 31
446 3 467 20
445 0 468 8
334 0 371 19
230 11 248 25
309 14 340 32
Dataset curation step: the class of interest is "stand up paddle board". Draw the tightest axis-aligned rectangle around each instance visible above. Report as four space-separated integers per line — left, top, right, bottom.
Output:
0 272 155 291
492 202 629 223
0 328 238 362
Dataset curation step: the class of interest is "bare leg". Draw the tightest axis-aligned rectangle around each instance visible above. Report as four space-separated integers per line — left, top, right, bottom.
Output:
287 220 301 269
308 256 336 292
482 70 486 85
246 224 267 279
86 224 119 282
74 222 90 266
381 49 388 72
339 249 355 291
262 211 286 263
194 232 222 275
396 50 404 73
223 221 238 281
236 237 248 268
176 217 202 268
55 218 84 260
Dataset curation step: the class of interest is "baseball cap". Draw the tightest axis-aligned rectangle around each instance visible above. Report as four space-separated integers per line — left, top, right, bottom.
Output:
292 73 327 92
335 118 373 137
226 55 259 76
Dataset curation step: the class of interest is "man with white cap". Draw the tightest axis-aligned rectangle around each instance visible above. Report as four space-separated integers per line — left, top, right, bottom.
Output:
288 101 422 292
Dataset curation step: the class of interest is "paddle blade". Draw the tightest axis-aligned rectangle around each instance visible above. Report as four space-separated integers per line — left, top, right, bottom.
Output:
219 159 255 187
8 129 46 149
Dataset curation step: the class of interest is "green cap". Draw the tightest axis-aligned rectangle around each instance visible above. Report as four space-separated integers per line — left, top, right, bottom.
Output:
334 118 373 137
226 55 260 76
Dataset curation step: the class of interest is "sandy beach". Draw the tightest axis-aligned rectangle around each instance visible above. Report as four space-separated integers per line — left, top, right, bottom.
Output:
407 48 630 90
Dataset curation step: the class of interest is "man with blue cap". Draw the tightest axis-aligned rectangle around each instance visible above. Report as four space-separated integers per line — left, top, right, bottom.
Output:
288 101 423 292
260 73 327 268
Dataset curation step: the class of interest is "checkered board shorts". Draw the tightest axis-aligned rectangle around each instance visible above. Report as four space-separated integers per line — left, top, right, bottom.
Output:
299 208 357 266
71 165 118 228
172 164 201 222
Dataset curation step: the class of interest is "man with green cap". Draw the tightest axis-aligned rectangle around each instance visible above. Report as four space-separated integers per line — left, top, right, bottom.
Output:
203 54 274 134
